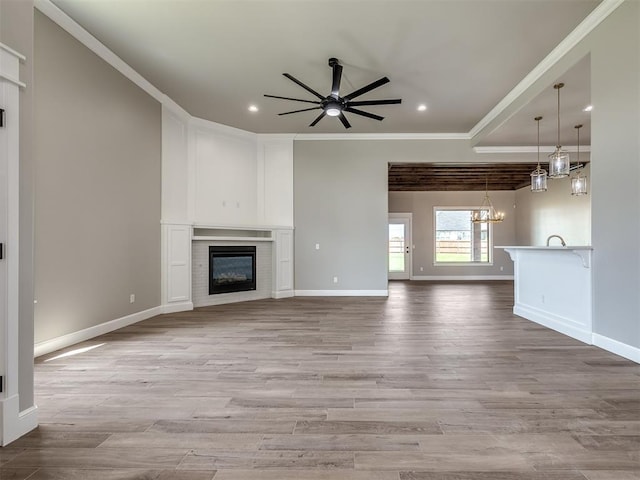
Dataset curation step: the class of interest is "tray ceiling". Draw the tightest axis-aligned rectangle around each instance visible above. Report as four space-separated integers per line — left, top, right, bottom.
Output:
49 0 600 141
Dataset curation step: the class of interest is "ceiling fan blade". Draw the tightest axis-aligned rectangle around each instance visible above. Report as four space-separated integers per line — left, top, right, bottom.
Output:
278 106 322 116
348 99 402 106
344 107 384 121
343 77 390 100
309 111 326 127
331 63 343 98
338 112 351 129
264 94 321 105
283 73 325 100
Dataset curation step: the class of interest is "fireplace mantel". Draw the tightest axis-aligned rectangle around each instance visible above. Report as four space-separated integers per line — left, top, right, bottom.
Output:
161 223 294 313
192 225 277 242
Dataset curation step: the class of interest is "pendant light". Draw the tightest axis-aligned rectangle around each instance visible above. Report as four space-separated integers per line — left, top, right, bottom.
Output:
471 178 505 224
530 116 547 192
548 83 570 178
571 124 588 195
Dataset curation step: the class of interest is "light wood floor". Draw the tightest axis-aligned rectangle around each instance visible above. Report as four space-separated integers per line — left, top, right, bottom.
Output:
2 281 639 479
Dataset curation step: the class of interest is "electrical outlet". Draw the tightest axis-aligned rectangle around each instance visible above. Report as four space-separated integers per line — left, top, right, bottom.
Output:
333 276 338 284
420 267 424 272
500 266 504 271
315 243 320 250
130 294 135 304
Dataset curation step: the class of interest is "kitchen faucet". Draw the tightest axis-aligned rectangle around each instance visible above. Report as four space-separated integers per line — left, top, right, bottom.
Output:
546 234 566 247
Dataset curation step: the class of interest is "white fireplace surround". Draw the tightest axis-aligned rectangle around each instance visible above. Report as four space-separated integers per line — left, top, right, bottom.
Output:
193 241 270 307
162 224 294 313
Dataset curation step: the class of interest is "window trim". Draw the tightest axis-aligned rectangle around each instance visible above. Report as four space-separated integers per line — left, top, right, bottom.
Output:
433 206 494 267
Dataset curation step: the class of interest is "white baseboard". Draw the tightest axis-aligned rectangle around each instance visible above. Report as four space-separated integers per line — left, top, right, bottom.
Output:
410 275 514 281
34 306 163 358
295 290 389 297
592 333 640 364
1 395 38 446
514 305 592 344
160 301 194 314
272 290 294 299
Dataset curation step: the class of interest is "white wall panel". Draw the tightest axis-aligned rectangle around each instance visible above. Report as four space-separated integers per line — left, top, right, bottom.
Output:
192 124 258 226
161 108 189 223
161 224 191 306
273 229 294 295
260 138 294 227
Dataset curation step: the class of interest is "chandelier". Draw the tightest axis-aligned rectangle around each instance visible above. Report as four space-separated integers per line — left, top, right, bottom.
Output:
471 179 505 224
548 83 571 178
571 124 588 195
530 116 548 192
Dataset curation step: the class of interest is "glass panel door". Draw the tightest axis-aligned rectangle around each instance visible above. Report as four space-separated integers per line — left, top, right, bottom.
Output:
389 214 412 280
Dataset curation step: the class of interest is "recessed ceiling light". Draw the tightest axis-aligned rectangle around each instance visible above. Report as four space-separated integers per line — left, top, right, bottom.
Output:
248 105 259 113
583 105 593 112
417 104 427 112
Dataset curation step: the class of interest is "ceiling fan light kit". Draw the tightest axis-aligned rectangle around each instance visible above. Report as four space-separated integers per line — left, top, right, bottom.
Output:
265 57 402 129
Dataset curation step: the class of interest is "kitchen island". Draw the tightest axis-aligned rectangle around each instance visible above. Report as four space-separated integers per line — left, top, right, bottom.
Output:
497 246 593 344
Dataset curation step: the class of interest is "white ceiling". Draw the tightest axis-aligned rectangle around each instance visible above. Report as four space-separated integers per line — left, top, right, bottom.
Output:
49 0 599 142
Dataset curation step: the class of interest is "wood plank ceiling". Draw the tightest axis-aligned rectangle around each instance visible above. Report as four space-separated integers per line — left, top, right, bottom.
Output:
388 163 570 191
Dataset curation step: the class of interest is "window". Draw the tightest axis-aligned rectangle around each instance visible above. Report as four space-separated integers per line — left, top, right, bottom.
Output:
434 208 492 264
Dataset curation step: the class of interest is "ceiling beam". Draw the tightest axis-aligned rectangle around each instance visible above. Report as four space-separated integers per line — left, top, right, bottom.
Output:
468 0 624 147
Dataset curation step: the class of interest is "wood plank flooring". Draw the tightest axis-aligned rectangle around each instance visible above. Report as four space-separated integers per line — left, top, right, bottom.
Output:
2 281 639 479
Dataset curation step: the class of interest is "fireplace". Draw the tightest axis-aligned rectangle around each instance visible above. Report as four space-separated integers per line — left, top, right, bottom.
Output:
209 246 257 295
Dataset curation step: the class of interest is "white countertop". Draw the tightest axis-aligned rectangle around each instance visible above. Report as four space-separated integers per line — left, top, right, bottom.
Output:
496 245 593 250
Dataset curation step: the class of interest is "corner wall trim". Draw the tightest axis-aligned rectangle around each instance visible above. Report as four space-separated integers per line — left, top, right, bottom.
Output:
34 306 163 358
0 395 38 446
410 275 514 281
160 302 194 314
294 290 388 297
592 333 640 364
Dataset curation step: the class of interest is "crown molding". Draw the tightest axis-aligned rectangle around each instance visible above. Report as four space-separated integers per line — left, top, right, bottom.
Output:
189 116 257 140
34 0 190 118
474 145 591 154
468 0 624 141
34 0 621 143
256 134 297 141
293 132 470 141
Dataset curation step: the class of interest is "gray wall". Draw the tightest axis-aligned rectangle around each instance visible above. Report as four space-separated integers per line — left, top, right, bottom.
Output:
389 190 516 277
1 0 35 411
515 164 591 247
589 1 639 348
293 139 547 292
33 12 161 343
294 141 388 291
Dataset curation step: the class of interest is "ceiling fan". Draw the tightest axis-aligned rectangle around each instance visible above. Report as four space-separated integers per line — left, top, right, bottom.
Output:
264 58 402 129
